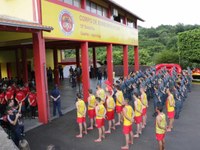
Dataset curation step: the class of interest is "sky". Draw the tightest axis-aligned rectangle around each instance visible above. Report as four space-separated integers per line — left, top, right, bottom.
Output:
113 0 200 28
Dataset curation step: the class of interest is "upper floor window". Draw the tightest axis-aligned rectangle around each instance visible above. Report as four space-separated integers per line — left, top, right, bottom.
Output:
62 0 81 8
86 0 108 17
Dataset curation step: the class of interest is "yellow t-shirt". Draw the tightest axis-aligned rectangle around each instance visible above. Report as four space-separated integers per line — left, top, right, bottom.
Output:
123 105 134 126
77 99 85 118
142 92 148 108
107 96 115 112
98 89 105 102
166 94 175 112
96 103 105 119
88 95 96 110
116 91 123 106
156 113 166 134
134 98 142 117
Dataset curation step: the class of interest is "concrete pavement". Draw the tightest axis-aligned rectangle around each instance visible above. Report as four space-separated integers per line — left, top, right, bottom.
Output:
25 84 200 150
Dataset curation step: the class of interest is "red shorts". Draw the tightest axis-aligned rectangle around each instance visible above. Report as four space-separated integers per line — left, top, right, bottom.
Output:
167 111 175 119
88 109 96 119
123 125 132 134
156 133 165 141
77 117 86 123
106 110 114 120
142 108 147 116
116 106 123 113
96 118 105 128
134 116 142 124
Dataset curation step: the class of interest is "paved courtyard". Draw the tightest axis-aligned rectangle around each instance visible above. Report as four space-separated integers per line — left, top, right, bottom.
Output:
25 83 200 150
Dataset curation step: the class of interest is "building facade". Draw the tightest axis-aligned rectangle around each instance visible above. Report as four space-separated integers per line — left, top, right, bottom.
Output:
0 0 143 124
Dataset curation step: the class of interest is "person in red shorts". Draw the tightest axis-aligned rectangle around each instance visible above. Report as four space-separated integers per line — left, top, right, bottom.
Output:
75 93 87 138
121 99 134 150
133 92 143 138
87 89 96 130
105 90 115 134
115 85 124 126
155 103 167 150
28 89 37 119
166 88 175 132
94 97 106 142
140 87 148 128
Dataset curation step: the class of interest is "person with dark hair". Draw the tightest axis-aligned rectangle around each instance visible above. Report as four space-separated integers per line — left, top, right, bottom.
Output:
96 84 106 104
75 93 87 138
28 90 37 119
140 87 148 128
166 88 175 132
121 99 134 150
105 89 115 134
50 85 63 117
94 97 106 142
6 104 24 147
155 104 167 150
115 85 124 126
133 92 143 138
87 89 96 130
59 65 64 80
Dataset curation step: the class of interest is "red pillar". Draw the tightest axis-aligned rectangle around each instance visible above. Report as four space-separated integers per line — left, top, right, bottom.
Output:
92 47 97 77
81 42 90 102
15 50 20 79
6 63 12 79
32 32 49 124
76 48 80 67
123 45 129 77
123 16 127 25
107 44 113 85
21 47 28 83
81 0 86 9
53 49 59 85
107 5 112 18
134 46 139 72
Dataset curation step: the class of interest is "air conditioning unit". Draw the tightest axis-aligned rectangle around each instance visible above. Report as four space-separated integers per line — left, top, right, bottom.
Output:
112 8 118 17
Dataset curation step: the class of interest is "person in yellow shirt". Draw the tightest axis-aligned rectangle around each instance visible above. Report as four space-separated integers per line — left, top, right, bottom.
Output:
133 92 143 138
87 89 96 130
115 85 124 126
155 103 167 150
96 84 106 103
75 93 87 138
121 99 134 150
105 90 116 134
94 97 106 142
166 88 175 132
140 87 148 128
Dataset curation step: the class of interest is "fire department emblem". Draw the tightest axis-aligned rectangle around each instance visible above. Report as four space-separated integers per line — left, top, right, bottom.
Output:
59 9 74 36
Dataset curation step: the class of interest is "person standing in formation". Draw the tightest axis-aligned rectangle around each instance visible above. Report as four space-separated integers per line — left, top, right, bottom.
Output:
140 87 148 128
115 85 124 126
155 104 167 150
133 92 143 138
166 88 175 132
87 89 96 130
121 99 134 150
75 93 87 138
94 97 106 142
105 89 116 134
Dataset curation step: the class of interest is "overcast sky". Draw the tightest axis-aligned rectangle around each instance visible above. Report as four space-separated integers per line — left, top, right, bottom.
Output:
113 0 200 28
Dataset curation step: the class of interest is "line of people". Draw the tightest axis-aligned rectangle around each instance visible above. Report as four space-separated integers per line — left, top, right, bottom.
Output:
74 66 192 150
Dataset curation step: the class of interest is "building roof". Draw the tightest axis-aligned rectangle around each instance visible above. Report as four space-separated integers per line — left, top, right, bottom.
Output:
0 16 53 32
107 0 145 22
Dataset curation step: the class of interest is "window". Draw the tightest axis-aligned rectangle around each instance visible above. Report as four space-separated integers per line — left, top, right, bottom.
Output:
127 19 134 28
86 0 90 12
63 0 72 5
91 2 96 14
97 5 102 16
73 0 81 8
